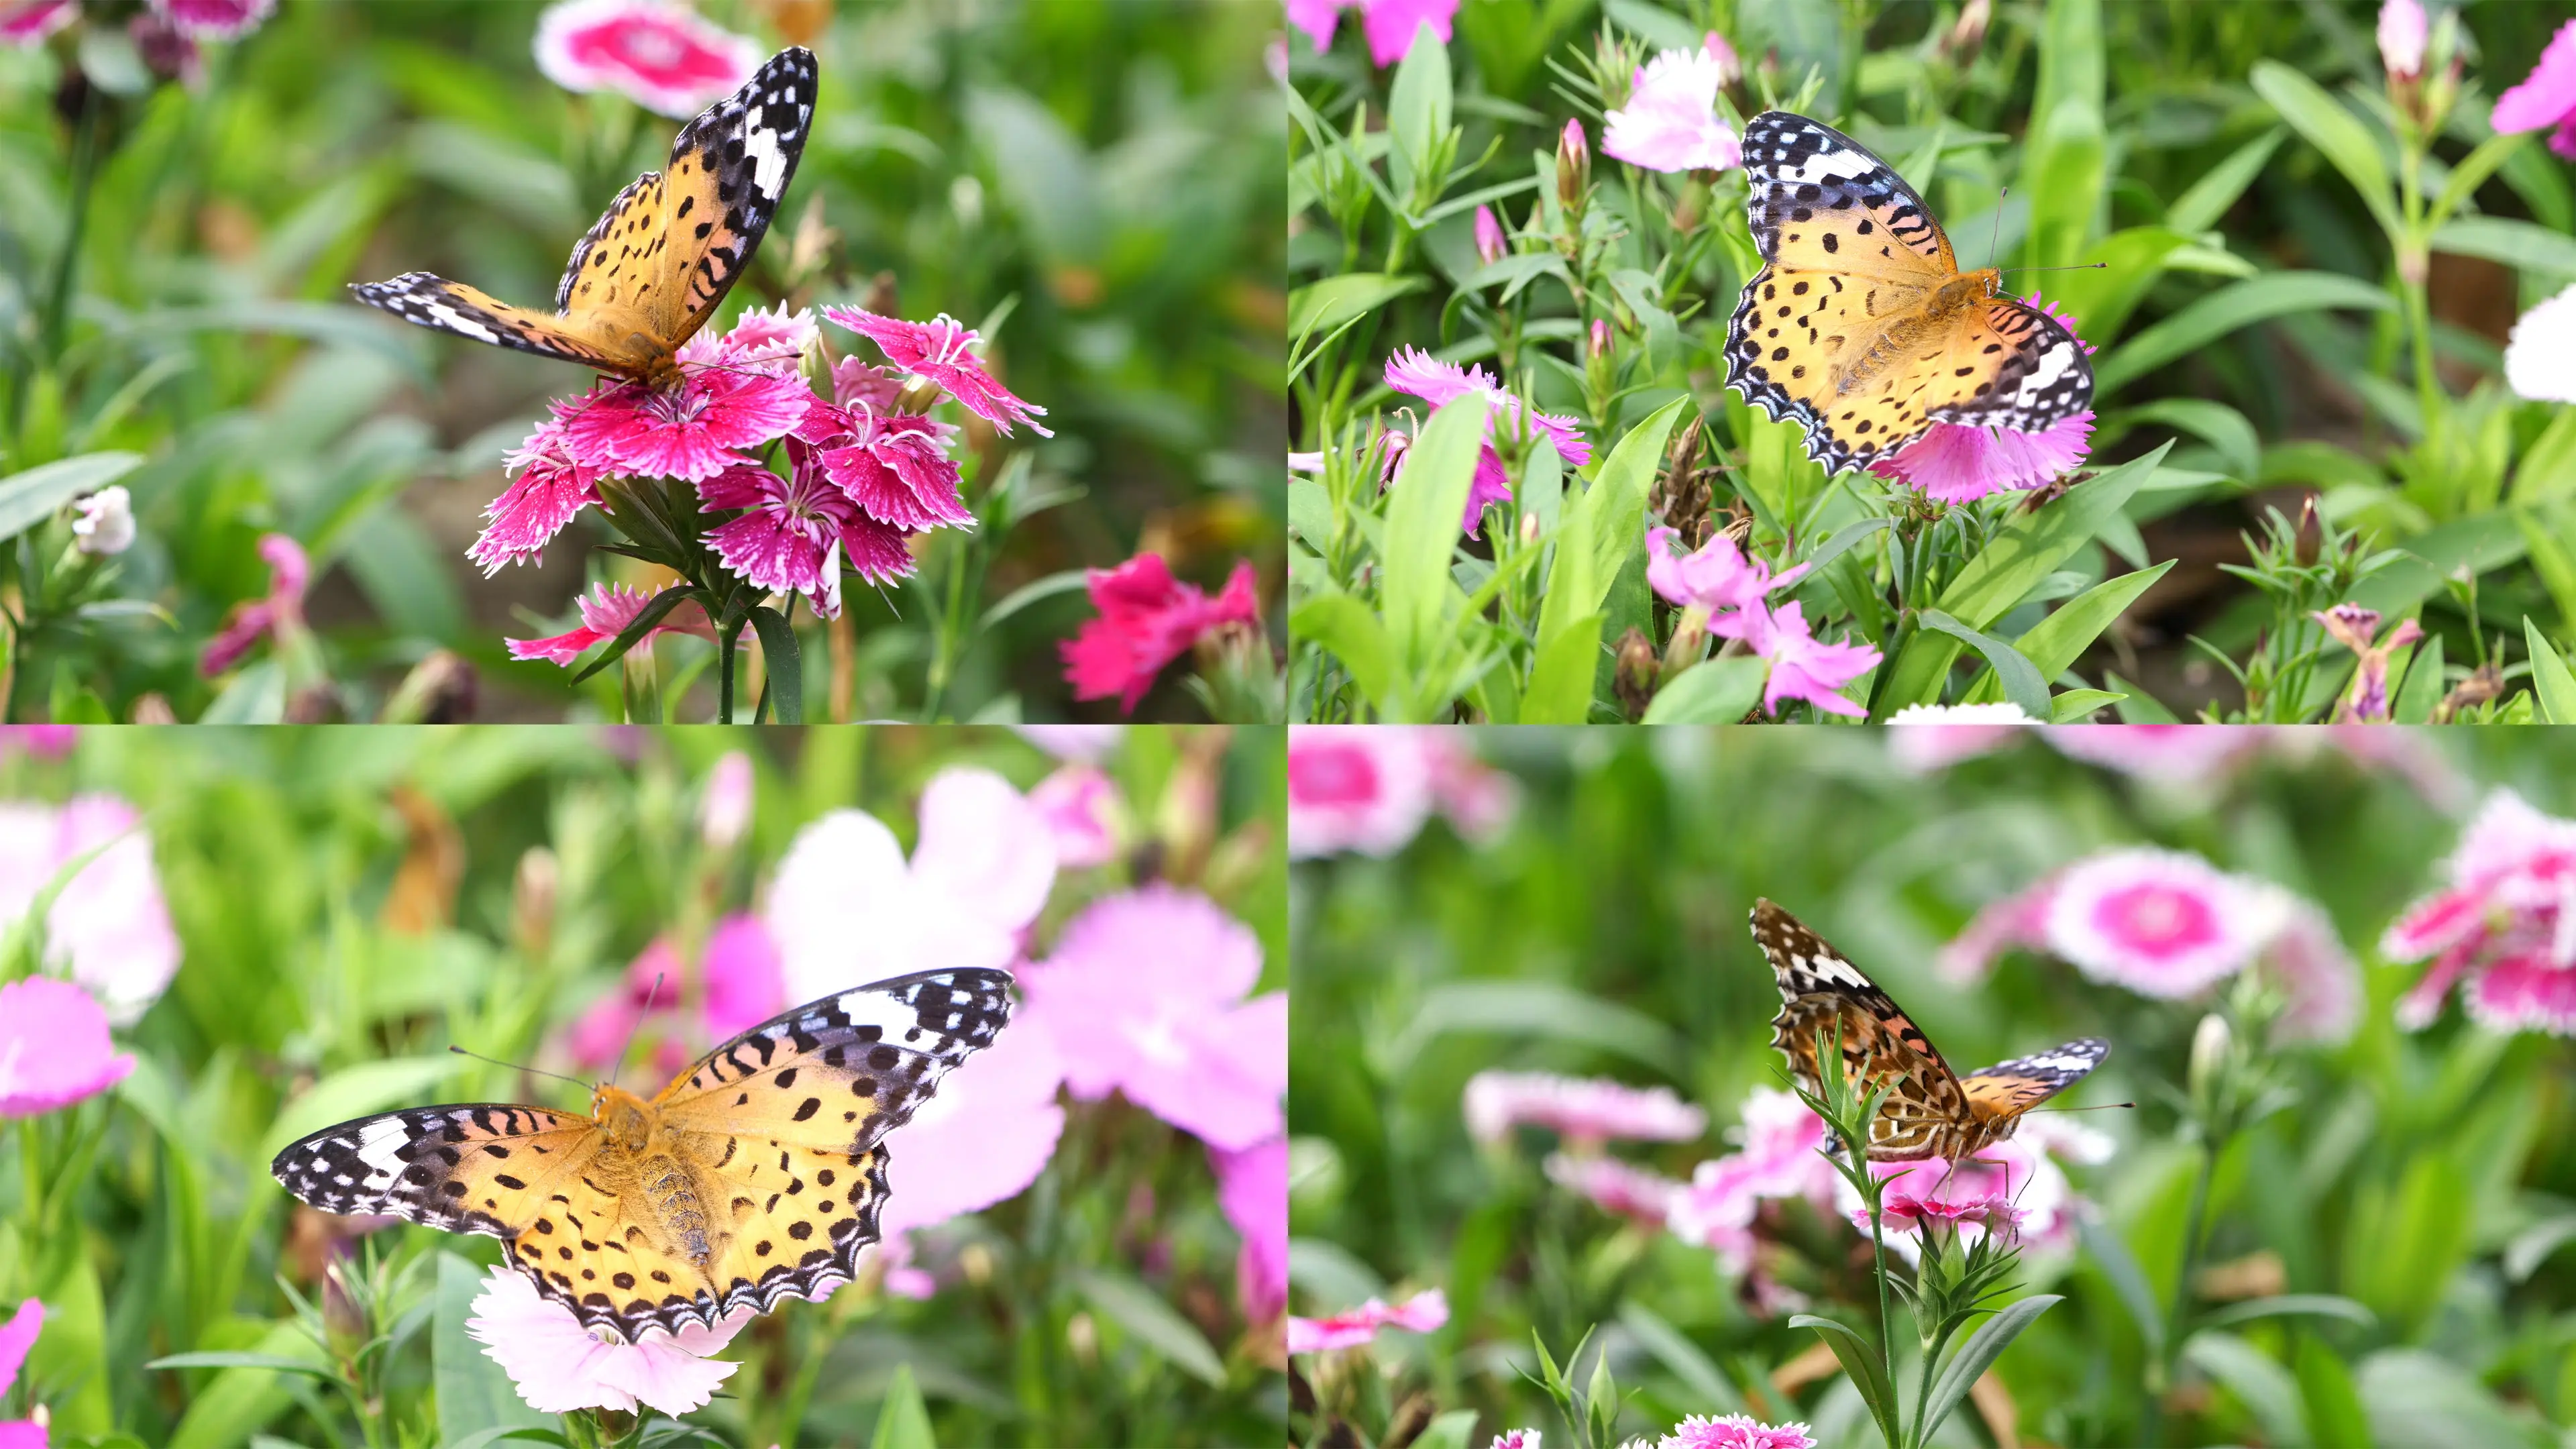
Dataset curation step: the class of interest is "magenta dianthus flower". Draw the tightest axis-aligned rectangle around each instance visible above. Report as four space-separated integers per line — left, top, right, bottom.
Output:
0 977 135 1116
470 407 607 575
1658 1414 1815 1449
1382 347 1590 535
1747 600 1879 718
532 0 759 118
504 582 726 667
150 0 269 40
1287 1287 1448 1354
200 533 309 677
821 308 1052 437
0 0 75 45
1462 1070 1705 1150
1287 0 1458 68
561 333 810 484
697 458 902 619
2383 790 2576 1034
2493 19 2576 160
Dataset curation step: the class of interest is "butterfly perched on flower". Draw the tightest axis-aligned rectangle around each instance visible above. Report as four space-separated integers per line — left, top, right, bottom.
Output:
1723 113 2094 476
271 968 1008 1342
1750 900 2106 1162
350 46 817 389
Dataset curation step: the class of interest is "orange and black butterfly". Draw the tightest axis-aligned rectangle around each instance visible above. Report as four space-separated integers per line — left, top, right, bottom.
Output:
1750 899 2106 1161
350 47 816 388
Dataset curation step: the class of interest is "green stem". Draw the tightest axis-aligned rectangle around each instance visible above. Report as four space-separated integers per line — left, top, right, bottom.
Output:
2143 1132 2220 1445
717 613 746 723
42 82 99 364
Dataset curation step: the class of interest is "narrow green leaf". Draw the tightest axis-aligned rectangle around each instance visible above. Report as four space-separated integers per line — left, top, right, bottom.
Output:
2198 1294 2377 1332
1074 1269 1227 1386
1385 19 1452 196
2097 272 2395 395
979 568 1089 631
2079 1215 2165 1358
2430 130 2531 229
2109 672 2180 721
2431 215 2576 282
0 452 142 543
1411 1409 1483 1449
2186 1331 2310 1448
1544 397 1688 638
147 1354 342 1379
1921 1295 2061 1444
1521 609 1604 724
1788 1313 1899 1448
2049 688 2125 721
1383 394 1489 670
567 586 697 685
747 606 803 724
1937 443 2169 630
1381 980 1681 1076
437 1254 550 1443
2393 635 2443 724
1962 560 2175 704
2251 62 2400 237
2524 618 2576 724
869 1364 938 1449
1919 609 2053 720
1616 1301 1744 1415
260 1056 460 1161
1640 655 1766 724
2295 1336 2371 1449
1287 273 1427 347
2119 398 2259 480
1291 591 1400 718
2168 127 2286 234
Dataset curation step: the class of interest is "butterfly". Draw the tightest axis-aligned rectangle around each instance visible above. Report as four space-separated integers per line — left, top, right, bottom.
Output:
271 967 1010 1343
1723 112 2094 476
350 47 818 389
1750 900 2106 1162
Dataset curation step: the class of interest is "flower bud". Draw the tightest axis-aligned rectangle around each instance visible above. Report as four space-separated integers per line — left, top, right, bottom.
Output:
1941 0 1992 64
698 749 754 851
1705 31 1742 87
514 847 559 962
1556 119 1590 223
1474 203 1506 266
1662 605 1712 677
1518 511 1542 546
322 1260 368 1360
1613 627 1658 718
2187 1011 2233 1119
72 485 133 556
2377 0 2426 81
1588 318 1611 362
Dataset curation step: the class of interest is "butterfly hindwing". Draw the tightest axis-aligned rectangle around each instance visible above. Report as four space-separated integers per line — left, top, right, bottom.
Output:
1923 297 2095 433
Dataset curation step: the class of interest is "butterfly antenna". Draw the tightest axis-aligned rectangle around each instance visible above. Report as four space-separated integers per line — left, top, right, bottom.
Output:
447 1045 590 1091
2027 1101 2136 1112
1994 262 2110 274
1987 186 2005 270
610 972 666 1090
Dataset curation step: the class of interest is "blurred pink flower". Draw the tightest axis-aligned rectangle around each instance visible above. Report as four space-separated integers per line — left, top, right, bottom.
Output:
1491 1433 1541 1449
1667 1087 1835 1271
200 533 308 677
150 0 268 40
1646 527 1811 619
699 750 753 851
1020 884 1282 1150
2265 897 2363 1044
505 582 726 667
1383 348 1591 535
0 1297 41 1446
466 1265 748 1415
129 9 200 84
1885 704 2038 769
0 977 133 1116
1214 1136 1288 1321
532 0 759 118
0 0 74 45
0 796 178 1023
1603 42 1743 173
1423 732 1518 843
470 407 606 576
2043 724 2271 782
1288 0 1457 67
1474 205 1506 266
1463 1071 1705 1150
2044 848 2286 998
1061 553 1260 714
2493 19 2576 160
871 1008 1066 1283
1845 1116 2111 1259
1749 600 1880 719
561 337 811 484
1028 765 1120 869
2378 0 2427 78
1287 1287 1447 1354
1287 726 1434 857
766 767 1055 1004
2506 282 2576 404
1660 1413 1816 1449
821 308 1052 437
1544 1152 1682 1227
564 914 784 1081
1014 724 1124 762
0 727 75 757
2384 790 2576 1032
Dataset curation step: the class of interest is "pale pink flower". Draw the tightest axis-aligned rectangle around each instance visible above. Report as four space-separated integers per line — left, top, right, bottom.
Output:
2383 790 2576 1032
2043 848 2286 998
2378 0 2428 79
0 727 76 757
1019 885 1283 1151
1602 42 1743 173
563 914 784 1081
149 0 268 40
1544 1152 1683 1227
1060 553 1261 714
1287 0 1459 68
1646 527 1811 619
1287 726 1436 858
2264 897 2363 1044
718 302 817 377
128 9 198 85
765 767 1055 1004
0 977 134 1116
1666 1087 1835 1271
1937 879 2058 985
1748 600 1880 718
466 1264 749 1415
1028 765 1120 869
470 408 606 575
0 796 179 1023
531 0 759 118
1287 1288 1448 1354
1383 347 1591 535
821 309 1053 437
2506 282 2576 405
1474 205 1507 266
1464 1071 1704 1150
871 1010 1066 1284
1014 724 1124 762
1660 1413 1815 1449
698 750 754 851
200 533 308 676
1886 704 2038 769
1491 1433 1542 1449
0 0 75 46
2493 19 2576 160
1423 732 1518 843
2043 724 2271 782
504 582 725 667
0 1297 42 1446
1214 1136 1288 1321
561 337 812 484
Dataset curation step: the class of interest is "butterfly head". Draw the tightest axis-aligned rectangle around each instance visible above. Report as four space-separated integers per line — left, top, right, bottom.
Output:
592 1082 656 1151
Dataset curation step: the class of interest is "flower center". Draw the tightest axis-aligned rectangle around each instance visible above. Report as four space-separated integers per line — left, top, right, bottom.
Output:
2094 883 2221 957
1289 745 1379 808
612 24 688 71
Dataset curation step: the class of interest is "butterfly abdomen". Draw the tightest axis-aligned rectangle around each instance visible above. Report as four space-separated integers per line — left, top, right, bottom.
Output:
640 1152 714 1265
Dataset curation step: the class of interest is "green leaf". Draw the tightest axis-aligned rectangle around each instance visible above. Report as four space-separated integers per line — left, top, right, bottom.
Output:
1788 1313 1899 1448
1522 609 1605 724
979 568 1089 631
2186 1331 2310 1448
1383 394 1489 671
2167 127 2287 234
2296 1336 2371 1449
1292 590 1401 717
748 606 803 724
2049 688 2126 721
2198 1294 2378 1332
2079 1214 2165 1358
2431 215 2576 282
1616 1301 1743 1415
2430 130 2531 229
1921 1295 2061 1444
1287 273 1427 349
2096 272 2396 396
1073 1269 1226 1386
437 1255 549 1443
1541 398 1688 640
1964 560 2175 704
2524 618 2576 724
869 1363 939 1449
2119 398 2259 480
2349 512 2525 614
1385 17 1453 197
259 1055 460 1161
2022 98 2106 271
0 452 141 544
2251 62 2400 239
2109 672 2180 721
1640 655 1766 723
444 1430 570 1449
1918 609 2052 720
2044 226 2194 347
164 1323 335 1449
2393 634 2443 724
1411 1409 1483 1449
1380 980 1682 1076
146 1354 341 1379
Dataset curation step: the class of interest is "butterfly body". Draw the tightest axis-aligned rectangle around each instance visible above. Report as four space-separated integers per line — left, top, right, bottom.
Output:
1750 899 2104 1161
272 967 1008 1342
351 47 817 387
1725 113 2094 476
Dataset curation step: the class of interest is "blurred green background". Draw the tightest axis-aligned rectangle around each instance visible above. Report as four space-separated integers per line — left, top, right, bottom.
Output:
1291 727 2576 1447
0 0 1283 722
1 723 1286 1447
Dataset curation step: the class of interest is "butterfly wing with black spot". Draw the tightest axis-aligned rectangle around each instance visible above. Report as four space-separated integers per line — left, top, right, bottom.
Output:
1960 1037 2109 1128
1750 899 1972 1161
270 1104 601 1242
644 44 817 343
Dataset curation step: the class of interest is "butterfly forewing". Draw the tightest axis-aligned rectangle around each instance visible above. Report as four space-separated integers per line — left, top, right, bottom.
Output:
655 45 816 339
1960 1037 2110 1126
270 1104 600 1242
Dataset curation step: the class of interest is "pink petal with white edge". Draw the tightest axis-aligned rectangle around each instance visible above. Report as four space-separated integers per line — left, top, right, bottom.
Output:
464 1265 746 1417
531 0 761 117
1 0 77 45
820 308 1053 437
152 0 271 40
2466 950 2576 1036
